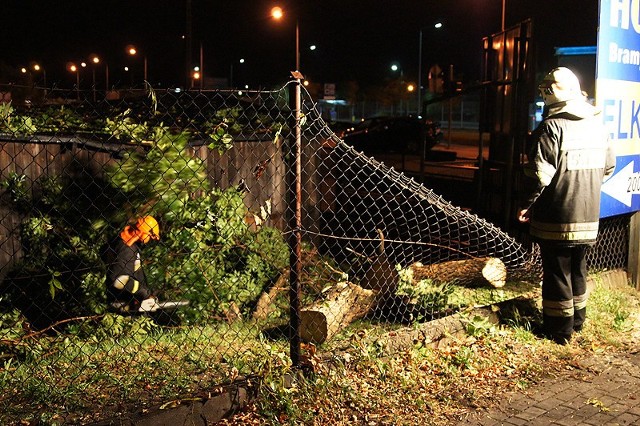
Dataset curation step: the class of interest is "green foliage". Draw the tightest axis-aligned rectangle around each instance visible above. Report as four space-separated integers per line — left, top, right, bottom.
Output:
30 105 94 134
78 313 157 340
102 118 288 322
203 107 239 153
0 102 37 135
396 264 454 320
0 173 29 208
143 188 288 323
104 108 156 144
0 170 116 330
463 314 497 338
105 127 206 219
0 98 288 333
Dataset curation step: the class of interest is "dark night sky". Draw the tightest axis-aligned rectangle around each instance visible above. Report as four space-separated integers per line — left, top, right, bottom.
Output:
1 0 599 89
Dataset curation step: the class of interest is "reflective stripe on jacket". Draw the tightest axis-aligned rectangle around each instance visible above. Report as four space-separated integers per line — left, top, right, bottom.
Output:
524 111 615 245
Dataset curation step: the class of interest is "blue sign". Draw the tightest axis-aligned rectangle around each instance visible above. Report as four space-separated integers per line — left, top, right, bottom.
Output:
597 1 640 82
596 0 640 216
601 154 640 217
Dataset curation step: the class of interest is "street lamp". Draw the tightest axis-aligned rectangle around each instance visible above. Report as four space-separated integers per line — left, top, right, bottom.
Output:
270 4 304 368
67 62 80 100
89 55 100 101
21 63 47 96
417 22 443 118
390 63 403 79
126 45 148 83
191 66 200 89
271 5 300 72
390 63 405 115
32 63 47 90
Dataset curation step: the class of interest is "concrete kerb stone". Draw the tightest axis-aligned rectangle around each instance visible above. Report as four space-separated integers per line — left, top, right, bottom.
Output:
90 376 258 426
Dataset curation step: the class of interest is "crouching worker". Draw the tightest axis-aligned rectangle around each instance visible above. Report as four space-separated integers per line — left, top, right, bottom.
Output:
104 216 162 313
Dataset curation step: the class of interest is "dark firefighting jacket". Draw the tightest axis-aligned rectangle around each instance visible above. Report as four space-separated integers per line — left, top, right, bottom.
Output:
104 236 151 302
523 104 616 246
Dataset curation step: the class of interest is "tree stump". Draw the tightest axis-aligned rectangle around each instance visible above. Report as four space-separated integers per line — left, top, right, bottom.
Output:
409 257 507 288
300 281 377 344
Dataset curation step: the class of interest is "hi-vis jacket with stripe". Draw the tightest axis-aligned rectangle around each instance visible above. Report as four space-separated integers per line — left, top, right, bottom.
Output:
523 105 616 246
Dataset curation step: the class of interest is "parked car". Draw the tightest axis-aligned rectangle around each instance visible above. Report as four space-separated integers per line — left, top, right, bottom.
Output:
341 116 443 155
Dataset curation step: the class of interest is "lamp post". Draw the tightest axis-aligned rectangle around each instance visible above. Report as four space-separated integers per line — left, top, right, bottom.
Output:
22 63 47 97
127 45 148 83
68 63 80 100
417 22 443 119
191 67 200 89
271 4 303 368
89 55 100 101
390 63 404 115
271 6 300 72
32 63 47 92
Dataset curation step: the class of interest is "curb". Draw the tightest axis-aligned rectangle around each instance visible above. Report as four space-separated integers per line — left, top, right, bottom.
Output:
90 376 259 426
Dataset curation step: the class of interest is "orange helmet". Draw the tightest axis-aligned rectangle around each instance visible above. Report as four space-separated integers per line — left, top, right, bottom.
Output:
136 216 160 243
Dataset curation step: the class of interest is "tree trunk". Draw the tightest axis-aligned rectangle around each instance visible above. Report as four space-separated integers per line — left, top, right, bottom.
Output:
409 257 507 288
253 270 288 320
300 281 377 344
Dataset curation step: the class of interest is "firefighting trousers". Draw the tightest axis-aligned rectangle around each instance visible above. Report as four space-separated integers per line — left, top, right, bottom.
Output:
539 243 588 342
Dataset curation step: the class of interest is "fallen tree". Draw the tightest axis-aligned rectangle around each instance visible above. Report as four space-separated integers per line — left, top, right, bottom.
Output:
409 257 507 288
300 281 377 344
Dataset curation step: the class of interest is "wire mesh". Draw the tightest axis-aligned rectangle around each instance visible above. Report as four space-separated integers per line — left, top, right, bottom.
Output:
0 82 627 423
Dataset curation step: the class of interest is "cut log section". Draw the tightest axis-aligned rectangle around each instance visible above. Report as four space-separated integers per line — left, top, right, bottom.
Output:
300 281 377 344
409 257 507 288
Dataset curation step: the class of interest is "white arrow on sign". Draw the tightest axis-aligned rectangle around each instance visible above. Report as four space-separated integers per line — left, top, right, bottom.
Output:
601 161 640 207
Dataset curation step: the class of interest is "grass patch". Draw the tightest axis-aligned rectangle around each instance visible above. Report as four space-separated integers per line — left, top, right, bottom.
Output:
220 273 640 425
1 273 638 425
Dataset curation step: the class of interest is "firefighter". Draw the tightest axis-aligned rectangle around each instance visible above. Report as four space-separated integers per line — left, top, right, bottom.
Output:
104 215 162 313
518 67 616 344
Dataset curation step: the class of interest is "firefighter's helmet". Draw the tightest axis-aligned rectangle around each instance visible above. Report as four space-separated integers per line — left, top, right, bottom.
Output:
136 216 160 242
539 67 583 107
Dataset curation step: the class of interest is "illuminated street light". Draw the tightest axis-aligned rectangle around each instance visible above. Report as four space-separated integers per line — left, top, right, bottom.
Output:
89 55 101 101
32 63 47 96
390 62 403 80
271 5 300 72
67 62 80 99
270 6 283 20
191 66 200 88
126 45 148 82
417 21 443 118
21 63 47 91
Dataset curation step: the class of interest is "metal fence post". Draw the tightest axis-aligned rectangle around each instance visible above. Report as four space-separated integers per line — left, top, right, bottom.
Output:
288 74 303 367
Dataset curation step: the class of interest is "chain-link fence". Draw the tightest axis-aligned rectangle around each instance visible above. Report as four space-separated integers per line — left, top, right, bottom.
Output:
0 81 627 423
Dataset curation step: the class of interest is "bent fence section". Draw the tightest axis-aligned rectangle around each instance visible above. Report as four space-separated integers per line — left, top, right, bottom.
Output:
0 83 627 424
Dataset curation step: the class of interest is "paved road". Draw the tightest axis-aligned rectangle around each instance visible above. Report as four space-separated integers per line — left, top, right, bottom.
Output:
459 349 640 425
